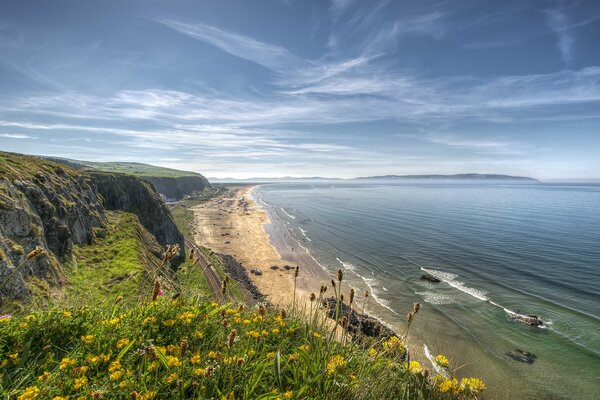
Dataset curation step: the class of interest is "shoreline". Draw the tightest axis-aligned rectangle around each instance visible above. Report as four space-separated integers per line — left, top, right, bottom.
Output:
192 185 330 307
191 185 426 353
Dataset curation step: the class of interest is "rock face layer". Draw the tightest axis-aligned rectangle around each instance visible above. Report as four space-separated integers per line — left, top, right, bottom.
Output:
147 175 210 201
89 172 185 265
0 152 185 302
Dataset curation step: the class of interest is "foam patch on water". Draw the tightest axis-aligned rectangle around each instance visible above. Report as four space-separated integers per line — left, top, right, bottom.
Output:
361 276 399 316
421 267 489 301
299 227 311 241
280 208 296 219
417 291 457 305
336 257 357 272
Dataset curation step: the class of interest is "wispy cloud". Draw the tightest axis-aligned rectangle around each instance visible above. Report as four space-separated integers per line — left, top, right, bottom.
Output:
154 19 302 73
0 133 35 139
544 7 574 64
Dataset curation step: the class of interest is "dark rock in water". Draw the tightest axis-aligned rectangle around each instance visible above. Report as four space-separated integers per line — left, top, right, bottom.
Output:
506 349 537 364
250 269 263 276
420 273 441 283
270 265 279 270
321 297 395 340
283 265 293 270
508 312 544 327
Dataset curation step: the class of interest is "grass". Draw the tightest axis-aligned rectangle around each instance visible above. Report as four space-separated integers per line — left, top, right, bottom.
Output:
79 161 201 178
0 287 485 400
65 211 162 308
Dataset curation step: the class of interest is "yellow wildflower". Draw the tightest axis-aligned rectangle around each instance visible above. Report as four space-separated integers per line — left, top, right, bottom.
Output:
110 369 124 381
311 331 321 339
207 351 221 359
408 361 423 374
326 355 346 375
80 335 95 345
266 352 275 360
242 319 251 325
166 356 181 367
59 358 75 370
382 336 404 353
37 371 50 382
74 376 88 390
116 338 130 349
17 385 39 400
163 319 176 327
99 353 111 362
138 391 157 400
78 366 89 375
63 311 72 318
19 322 28 329
143 316 156 325
271 328 280 334
283 390 293 399
178 311 195 324
191 353 202 364
52 397 68 400
165 373 178 384
434 354 449 368
461 377 486 393
297 344 309 352
119 380 128 389
25 314 36 321
193 368 206 377
247 349 256 357
108 360 122 372
368 348 378 358
86 355 100 364
9 353 19 361
439 378 459 393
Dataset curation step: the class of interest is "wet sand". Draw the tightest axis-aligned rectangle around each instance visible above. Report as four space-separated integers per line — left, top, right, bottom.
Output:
192 185 330 306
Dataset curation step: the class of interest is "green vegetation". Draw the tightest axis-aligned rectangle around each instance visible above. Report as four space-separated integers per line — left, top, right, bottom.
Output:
0 287 484 400
78 161 200 178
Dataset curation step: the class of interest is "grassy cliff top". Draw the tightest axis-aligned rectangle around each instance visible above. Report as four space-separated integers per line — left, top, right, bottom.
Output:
64 160 201 178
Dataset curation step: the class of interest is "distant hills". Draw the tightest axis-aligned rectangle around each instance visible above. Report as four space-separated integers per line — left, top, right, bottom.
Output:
211 173 539 183
355 173 539 182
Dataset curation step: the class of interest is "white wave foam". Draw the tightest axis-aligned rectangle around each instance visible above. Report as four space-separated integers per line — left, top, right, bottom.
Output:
421 267 489 301
417 291 457 305
424 344 449 377
299 227 311 241
336 257 357 272
361 276 399 316
382 287 388 291
280 208 296 219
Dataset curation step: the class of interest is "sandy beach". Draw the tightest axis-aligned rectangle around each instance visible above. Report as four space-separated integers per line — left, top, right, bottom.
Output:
192 185 331 307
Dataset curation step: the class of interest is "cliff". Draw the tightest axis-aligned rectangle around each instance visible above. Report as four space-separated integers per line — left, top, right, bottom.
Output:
147 175 210 201
45 158 212 201
0 152 185 302
89 172 185 265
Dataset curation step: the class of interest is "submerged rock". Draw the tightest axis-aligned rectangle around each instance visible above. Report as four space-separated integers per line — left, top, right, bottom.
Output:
508 312 544 327
420 273 441 283
506 349 537 364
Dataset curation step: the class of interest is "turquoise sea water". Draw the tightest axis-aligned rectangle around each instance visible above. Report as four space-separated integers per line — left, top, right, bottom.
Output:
254 182 600 399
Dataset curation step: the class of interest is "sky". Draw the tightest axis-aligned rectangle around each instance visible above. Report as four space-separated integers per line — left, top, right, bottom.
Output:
1 0 600 180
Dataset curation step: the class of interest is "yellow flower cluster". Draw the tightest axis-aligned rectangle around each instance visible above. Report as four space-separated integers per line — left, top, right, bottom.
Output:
434 354 449 368
326 355 346 375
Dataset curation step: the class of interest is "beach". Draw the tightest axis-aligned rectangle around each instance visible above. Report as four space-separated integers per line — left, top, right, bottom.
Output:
192 185 331 307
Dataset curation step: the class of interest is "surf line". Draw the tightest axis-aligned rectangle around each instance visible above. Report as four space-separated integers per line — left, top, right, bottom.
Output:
403 256 547 326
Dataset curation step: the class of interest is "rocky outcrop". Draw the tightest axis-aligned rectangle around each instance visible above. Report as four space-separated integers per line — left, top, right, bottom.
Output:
0 152 187 302
147 175 210 201
89 172 185 266
322 297 395 340
0 155 105 300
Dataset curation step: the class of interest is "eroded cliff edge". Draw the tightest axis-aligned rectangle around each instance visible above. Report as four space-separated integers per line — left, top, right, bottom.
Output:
0 152 185 302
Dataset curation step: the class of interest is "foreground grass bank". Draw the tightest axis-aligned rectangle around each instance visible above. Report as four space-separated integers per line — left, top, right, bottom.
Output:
0 289 484 400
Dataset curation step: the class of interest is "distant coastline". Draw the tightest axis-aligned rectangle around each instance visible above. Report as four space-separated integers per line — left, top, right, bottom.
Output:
209 173 539 183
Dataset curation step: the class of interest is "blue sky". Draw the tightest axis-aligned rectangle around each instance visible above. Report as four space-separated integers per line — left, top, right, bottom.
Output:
1 0 599 179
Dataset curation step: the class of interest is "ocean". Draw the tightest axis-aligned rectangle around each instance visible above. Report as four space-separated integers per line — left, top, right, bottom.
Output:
252 182 600 399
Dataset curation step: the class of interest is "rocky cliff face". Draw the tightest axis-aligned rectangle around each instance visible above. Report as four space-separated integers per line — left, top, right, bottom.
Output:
148 175 211 201
0 152 186 302
0 155 105 300
89 172 185 265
